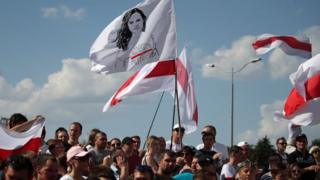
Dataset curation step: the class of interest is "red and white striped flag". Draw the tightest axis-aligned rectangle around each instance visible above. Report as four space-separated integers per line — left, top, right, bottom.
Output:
90 0 177 74
0 118 45 161
175 48 198 133
274 54 320 126
252 34 312 59
103 59 176 111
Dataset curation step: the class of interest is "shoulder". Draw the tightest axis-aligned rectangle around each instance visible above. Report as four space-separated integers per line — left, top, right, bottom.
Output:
60 174 73 180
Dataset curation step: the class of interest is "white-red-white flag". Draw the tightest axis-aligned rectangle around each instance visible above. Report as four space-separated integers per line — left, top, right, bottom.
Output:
0 118 45 161
175 48 198 134
90 0 177 74
103 59 176 111
252 34 312 59
274 54 320 126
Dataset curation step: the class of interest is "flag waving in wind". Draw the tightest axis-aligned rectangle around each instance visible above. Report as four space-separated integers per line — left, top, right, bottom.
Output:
252 34 312 59
274 54 320 126
90 0 177 74
103 48 198 133
0 118 45 161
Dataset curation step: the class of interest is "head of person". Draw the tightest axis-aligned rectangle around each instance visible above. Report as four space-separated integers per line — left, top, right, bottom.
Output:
172 124 185 143
229 145 242 163
157 136 166 153
3 154 34 180
68 122 82 143
295 134 308 151
201 125 217 137
146 135 160 154
110 138 122 151
288 163 302 180
202 132 215 150
94 131 108 150
131 135 141 151
122 136 134 156
55 127 69 143
180 146 195 165
270 162 288 180
88 128 101 146
268 153 282 169
36 154 59 180
191 156 201 173
47 139 65 158
237 141 250 160
309 145 320 159
66 145 90 172
116 8 147 50
194 155 218 180
276 137 287 152
133 165 154 180
158 150 176 175
237 160 256 180
9 113 28 129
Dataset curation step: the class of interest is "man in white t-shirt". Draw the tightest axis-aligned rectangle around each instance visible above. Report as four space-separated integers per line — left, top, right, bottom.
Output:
196 125 229 161
220 146 242 180
166 124 185 152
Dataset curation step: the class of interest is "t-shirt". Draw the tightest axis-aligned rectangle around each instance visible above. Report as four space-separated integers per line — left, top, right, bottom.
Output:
196 142 229 161
220 163 237 180
166 140 183 153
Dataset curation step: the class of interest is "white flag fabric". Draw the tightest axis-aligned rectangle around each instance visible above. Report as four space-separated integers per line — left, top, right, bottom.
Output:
103 60 176 111
175 48 198 134
90 0 177 74
252 34 312 59
274 54 320 126
0 118 45 161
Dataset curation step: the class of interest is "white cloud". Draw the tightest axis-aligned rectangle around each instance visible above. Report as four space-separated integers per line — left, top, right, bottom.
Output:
304 25 320 55
41 5 85 21
201 35 264 80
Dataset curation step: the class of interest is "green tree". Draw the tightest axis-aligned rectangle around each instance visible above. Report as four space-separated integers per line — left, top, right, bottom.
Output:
250 136 275 171
310 138 320 147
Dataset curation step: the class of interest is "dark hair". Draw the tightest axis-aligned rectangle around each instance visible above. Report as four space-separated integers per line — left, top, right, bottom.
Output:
181 146 195 157
36 154 57 168
9 113 28 129
116 8 147 50
134 165 154 179
5 154 34 178
229 145 242 155
87 128 101 146
70 122 83 133
55 127 68 139
158 150 176 161
202 125 217 136
122 136 133 145
276 137 286 144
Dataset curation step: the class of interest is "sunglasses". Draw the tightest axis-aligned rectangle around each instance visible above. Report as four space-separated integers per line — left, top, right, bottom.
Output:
292 170 301 173
278 142 287 145
111 143 121 147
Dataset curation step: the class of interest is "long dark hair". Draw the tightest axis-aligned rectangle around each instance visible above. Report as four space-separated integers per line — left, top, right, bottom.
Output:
116 8 146 51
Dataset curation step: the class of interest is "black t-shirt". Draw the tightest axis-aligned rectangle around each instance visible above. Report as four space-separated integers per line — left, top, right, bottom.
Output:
288 150 316 179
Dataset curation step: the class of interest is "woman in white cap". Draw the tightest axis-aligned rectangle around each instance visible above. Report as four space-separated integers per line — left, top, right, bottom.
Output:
60 145 90 180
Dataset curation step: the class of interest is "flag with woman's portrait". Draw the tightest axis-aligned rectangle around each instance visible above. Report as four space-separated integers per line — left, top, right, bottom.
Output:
90 0 177 75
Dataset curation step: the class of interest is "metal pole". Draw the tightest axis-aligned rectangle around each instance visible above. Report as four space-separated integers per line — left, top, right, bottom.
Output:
231 67 234 147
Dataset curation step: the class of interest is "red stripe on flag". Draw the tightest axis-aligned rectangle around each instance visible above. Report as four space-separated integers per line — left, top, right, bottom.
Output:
0 137 42 161
145 60 176 78
284 73 320 117
130 49 153 60
252 36 311 52
176 58 189 94
111 71 141 106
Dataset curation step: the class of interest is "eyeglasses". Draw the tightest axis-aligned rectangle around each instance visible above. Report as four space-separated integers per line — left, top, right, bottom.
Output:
292 170 301 173
278 142 287 145
111 143 121 147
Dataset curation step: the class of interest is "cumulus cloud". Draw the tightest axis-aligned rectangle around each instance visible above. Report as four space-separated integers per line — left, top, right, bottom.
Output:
41 5 85 21
201 35 264 80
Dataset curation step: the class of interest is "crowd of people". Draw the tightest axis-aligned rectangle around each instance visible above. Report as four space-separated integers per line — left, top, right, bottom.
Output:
0 113 320 180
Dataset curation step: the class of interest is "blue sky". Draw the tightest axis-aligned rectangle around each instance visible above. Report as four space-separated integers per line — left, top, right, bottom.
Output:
1 0 320 147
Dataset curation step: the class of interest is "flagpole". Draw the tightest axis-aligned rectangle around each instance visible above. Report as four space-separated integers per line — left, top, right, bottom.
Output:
170 87 176 150
142 91 165 151
174 58 183 147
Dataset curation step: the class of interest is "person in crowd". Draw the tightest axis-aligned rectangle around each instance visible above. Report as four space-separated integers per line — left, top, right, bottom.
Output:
197 155 219 180
196 125 229 161
121 137 141 175
288 134 319 179
260 153 282 180
47 139 66 158
35 154 59 180
198 132 218 157
141 135 160 173
275 137 288 165
85 128 101 152
286 123 301 154
236 160 256 180
55 127 70 151
110 138 122 151
220 145 242 180
66 122 83 151
154 150 177 180
60 145 90 180
133 165 154 180
270 163 288 180
157 136 167 155
288 163 302 180
131 135 141 155
110 148 129 180
309 145 320 179
2 154 34 180
166 124 185 153
178 146 195 174
237 141 250 162
191 155 202 174
91 131 110 166
8 113 28 129
89 165 116 180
